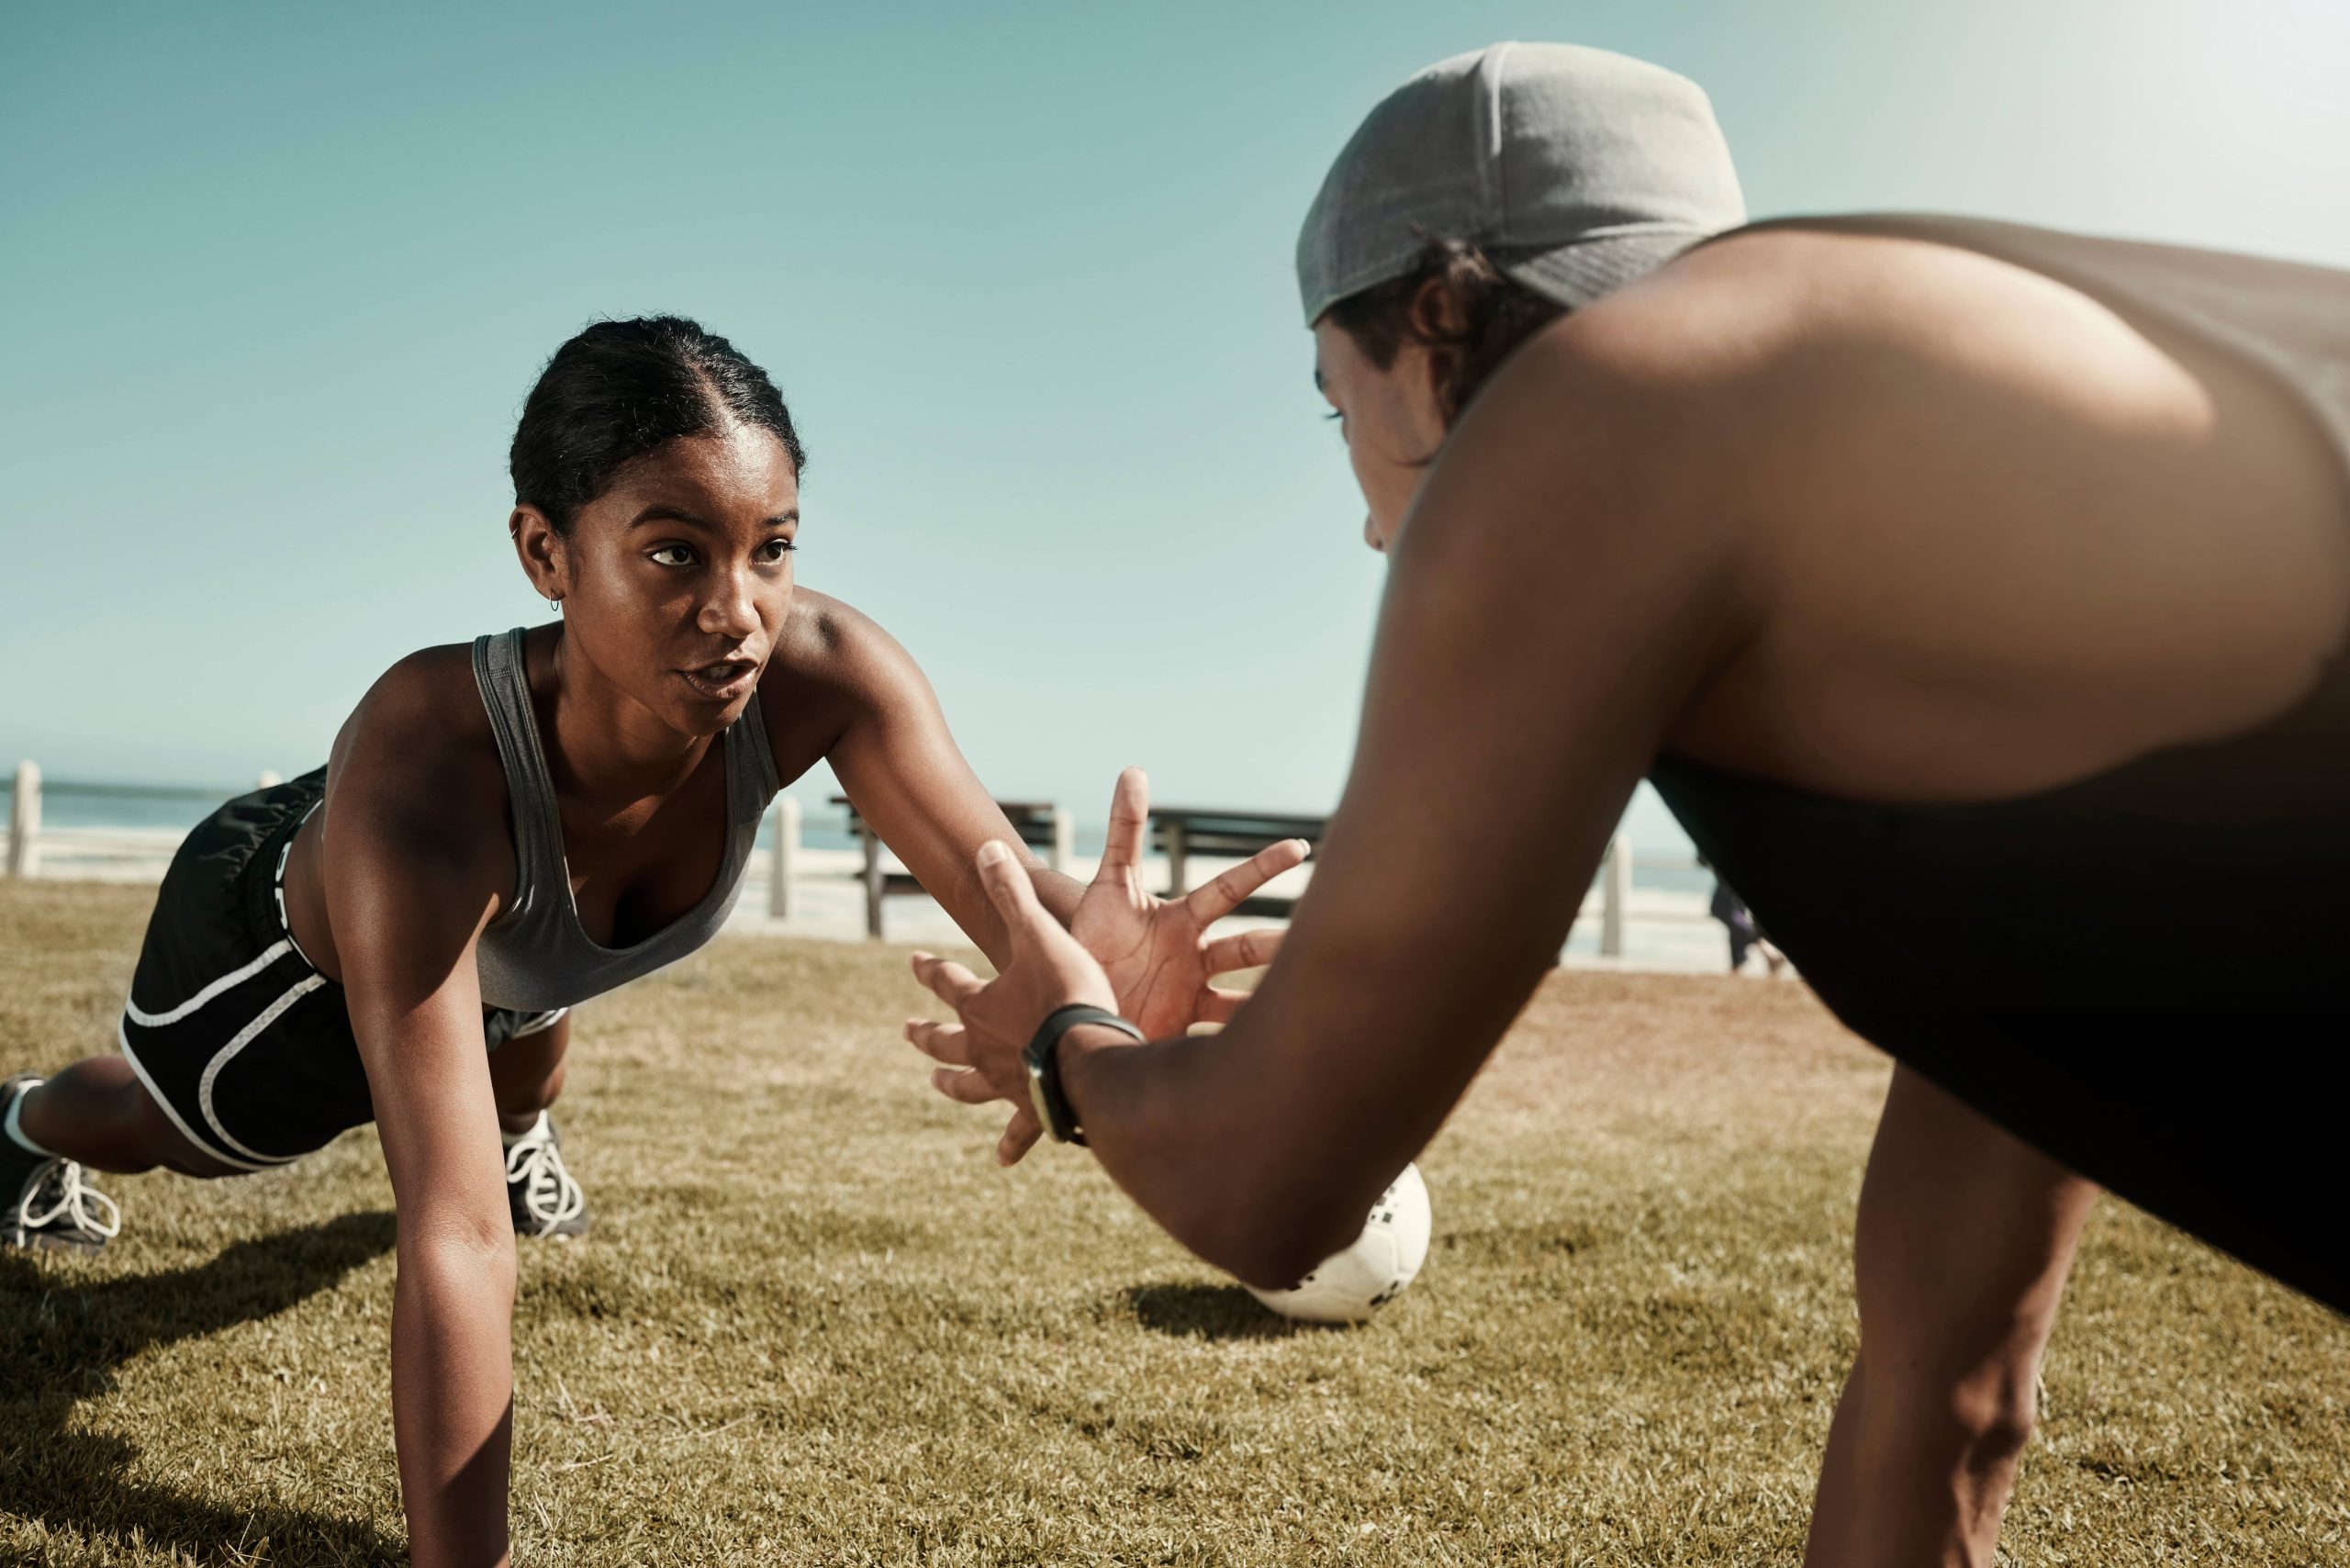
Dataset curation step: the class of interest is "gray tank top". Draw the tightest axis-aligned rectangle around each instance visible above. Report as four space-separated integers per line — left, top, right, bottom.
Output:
469 627 781 1012
1752 214 2350 472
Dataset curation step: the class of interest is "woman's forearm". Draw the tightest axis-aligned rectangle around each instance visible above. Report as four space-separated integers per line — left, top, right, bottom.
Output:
391 1239 518 1568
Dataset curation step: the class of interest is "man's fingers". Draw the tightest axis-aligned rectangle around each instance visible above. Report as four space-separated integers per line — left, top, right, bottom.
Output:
1183 838 1310 924
1097 767 1150 878
903 1017 971 1066
977 840 1049 934
996 1107 1044 1167
1202 927 1284 975
1199 986 1251 1024
910 950 985 1007
931 1066 1011 1106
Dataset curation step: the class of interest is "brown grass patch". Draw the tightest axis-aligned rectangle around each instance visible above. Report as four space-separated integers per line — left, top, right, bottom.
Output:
1 880 2343 1563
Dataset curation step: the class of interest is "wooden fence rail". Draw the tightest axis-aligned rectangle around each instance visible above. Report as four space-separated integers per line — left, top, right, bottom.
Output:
6 764 1708 958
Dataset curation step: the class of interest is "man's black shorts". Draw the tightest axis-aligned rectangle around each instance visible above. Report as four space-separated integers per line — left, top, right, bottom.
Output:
117 770 565 1170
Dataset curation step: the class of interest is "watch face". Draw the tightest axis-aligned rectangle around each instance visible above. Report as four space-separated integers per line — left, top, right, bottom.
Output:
1025 1058 1059 1140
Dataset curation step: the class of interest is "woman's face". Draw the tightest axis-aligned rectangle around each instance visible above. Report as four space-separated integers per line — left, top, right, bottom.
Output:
1312 319 1448 553
514 420 800 738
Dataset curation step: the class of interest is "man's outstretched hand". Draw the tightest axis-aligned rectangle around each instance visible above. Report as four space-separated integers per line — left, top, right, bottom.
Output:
1070 767 1304 1040
904 768 1307 1166
906 841 1119 1166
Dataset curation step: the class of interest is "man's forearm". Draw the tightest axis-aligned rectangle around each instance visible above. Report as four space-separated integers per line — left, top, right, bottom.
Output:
391 1241 517 1568
1058 1020 1370 1289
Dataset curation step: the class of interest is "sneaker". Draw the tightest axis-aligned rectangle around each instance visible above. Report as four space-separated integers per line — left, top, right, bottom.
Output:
2 1074 120 1253
505 1111 588 1240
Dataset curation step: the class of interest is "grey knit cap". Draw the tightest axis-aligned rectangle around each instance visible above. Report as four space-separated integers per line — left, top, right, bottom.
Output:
1296 42 1747 325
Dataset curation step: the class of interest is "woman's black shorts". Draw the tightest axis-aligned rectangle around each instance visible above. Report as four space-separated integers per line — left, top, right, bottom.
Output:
116 771 565 1171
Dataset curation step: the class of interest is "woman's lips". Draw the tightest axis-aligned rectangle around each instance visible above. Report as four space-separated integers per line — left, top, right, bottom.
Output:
679 659 757 701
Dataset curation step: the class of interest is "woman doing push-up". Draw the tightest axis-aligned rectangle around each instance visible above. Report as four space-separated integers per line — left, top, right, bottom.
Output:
1 316 1296 1566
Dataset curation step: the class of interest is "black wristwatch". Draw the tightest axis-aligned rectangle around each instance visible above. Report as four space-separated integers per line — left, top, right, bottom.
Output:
1023 1004 1144 1146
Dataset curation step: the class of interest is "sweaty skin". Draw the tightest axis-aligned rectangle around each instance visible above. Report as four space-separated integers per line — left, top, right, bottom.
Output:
32 420 1299 1568
908 227 2350 1566
294 424 1127 1568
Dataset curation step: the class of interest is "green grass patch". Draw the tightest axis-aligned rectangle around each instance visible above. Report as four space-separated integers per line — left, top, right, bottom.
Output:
1 880 2343 1564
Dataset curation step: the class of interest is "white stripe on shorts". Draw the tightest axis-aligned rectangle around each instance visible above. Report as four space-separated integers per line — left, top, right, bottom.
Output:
196 973 329 1166
124 939 296 1029
116 1017 285 1173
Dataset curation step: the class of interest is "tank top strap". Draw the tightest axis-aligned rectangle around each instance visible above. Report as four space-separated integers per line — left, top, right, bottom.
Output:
470 627 565 920
726 680 784 808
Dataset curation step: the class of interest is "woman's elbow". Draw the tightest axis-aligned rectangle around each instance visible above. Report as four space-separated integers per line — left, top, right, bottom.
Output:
397 1212 520 1298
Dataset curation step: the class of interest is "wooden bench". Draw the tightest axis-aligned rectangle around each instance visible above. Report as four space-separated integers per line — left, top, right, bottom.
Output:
833 797 1073 940
1149 806 1327 918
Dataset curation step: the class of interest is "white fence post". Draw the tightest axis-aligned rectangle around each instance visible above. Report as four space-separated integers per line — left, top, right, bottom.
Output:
1048 806 1075 877
767 797 800 919
1162 820 1190 898
6 761 39 879
1599 833 1633 958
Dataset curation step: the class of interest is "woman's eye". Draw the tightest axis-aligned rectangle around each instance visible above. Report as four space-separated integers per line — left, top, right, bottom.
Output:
760 538 798 562
649 544 696 567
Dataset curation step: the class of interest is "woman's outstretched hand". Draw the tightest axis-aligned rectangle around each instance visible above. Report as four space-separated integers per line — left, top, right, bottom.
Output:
906 840 1119 1165
1070 767 1304 1040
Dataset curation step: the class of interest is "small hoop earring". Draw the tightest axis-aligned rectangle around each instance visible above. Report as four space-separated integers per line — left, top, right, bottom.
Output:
547 596 562 613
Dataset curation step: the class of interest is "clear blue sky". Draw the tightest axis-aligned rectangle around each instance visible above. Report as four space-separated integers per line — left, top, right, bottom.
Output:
4 0 2345 847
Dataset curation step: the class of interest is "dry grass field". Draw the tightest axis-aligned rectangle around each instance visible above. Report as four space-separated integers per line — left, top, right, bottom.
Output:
1 879 2343 1565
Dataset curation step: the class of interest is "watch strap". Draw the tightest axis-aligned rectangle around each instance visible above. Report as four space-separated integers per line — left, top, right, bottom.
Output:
1023 1004 1144 1145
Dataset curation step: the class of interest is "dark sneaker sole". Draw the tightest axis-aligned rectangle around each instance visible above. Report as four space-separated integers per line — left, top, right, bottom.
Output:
5 1226 109 1254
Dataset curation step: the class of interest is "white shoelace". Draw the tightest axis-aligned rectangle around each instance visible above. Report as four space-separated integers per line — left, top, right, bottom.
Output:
17 1157 123 1240
505 1119 586 1235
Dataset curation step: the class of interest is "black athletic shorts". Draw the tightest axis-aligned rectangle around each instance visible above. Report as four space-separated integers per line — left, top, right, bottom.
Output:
116 769 565 1171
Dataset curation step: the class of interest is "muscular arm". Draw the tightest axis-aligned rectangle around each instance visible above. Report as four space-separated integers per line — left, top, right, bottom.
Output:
813 605 1084 964
1058 320 1757 1283
321 662 518 1568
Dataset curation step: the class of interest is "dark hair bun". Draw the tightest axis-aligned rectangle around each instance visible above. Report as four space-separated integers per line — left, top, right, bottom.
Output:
509 316 805 532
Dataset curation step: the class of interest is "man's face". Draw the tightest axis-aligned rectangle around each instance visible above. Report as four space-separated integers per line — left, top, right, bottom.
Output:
1312 319 1448 553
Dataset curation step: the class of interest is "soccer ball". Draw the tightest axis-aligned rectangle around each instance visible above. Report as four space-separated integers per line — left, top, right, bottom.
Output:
1243 1163 1431 1324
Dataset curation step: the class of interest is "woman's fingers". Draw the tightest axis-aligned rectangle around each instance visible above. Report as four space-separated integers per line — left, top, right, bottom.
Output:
931 1066 1010 1105
1202 926 1284 975
1199 986 1251 1024
1183 838 1310 924
903 1017 971 1066
1095 767 1151 880
910 950 984 1007
996 1107 1044 1166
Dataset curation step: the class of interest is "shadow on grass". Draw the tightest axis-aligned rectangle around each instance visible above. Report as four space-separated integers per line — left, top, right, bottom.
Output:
1123 1281 1332 1340
0 1210 402 1564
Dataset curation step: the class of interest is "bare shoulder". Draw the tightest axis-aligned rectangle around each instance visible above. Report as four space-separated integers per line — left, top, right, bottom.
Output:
327 643 510 869
1468 248 1843 498
1633 226 2229 431
761 589 933 722
1425 268 1791 562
